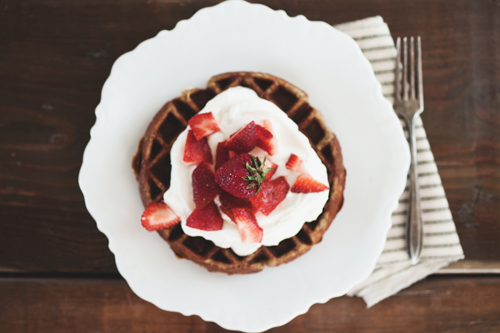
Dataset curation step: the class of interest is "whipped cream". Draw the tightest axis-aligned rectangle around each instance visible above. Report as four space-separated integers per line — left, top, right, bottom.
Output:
164 87 329 256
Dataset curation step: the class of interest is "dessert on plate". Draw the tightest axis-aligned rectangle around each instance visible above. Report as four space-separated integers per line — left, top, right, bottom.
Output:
132 72 346 274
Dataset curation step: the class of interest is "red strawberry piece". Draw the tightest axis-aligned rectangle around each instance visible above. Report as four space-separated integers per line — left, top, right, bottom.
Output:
291 173 329 193
192 162 222 208
249 176 290 216
215 154 258 199
186 201 223 231
188 112 221 140
215 141 230 170
285 153 303 172
255 123 273 139
224 121 257 153
232 207 263 243
219 191 254 222
256 120 278 155
215 153 269 199
183 130 213 165
141 201 181 231
263 158 278 181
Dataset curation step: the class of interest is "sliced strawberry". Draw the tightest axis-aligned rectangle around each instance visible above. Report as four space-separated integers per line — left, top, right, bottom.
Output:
225 121 257 153
183 130 212 165
186 201 223 231
291 173 329 193
215 153 257 199
232 207 263 243
188 112 221 140
263 158 278 181
141 201 181 231
249 176 290 216
192 162 222 208
286 153 303 172
215 141 230 171
219 191 254 222
255 123 273 139
256 120 278 155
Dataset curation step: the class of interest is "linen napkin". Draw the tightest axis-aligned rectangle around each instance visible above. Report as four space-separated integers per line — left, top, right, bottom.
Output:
333 16 465 307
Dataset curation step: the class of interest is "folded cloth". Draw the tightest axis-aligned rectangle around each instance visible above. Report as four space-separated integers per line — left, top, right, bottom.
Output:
334 16 465 307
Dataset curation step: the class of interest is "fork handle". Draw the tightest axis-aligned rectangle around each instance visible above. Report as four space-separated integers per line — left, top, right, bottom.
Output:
406 115 424 265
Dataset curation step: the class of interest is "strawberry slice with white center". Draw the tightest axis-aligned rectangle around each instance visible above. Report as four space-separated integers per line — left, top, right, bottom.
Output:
285 153 303 172
256 120 278 156
224 121 258 154
250 176 290 216
291 173 329 193
262 158 278 181
232 207 263 243
183 130 213 165
255 123 273 139
186 201 223 231
141 201 181 231
188 112 221 140
192 162 222 208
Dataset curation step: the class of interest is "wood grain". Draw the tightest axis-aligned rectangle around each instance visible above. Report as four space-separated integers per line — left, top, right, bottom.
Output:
437 259 500 274
0 276 499 332
0 0 499 273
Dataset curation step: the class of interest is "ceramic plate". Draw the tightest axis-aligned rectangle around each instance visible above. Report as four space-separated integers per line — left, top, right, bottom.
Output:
79 1 410 332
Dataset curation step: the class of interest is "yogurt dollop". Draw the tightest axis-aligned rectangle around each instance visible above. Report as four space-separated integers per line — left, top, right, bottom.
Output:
164 87 329 256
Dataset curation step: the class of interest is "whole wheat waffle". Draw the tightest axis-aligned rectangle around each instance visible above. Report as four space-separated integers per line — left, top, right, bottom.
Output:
132 72 346 274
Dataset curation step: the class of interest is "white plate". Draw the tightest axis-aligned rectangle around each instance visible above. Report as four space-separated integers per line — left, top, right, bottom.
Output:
79 1 410 332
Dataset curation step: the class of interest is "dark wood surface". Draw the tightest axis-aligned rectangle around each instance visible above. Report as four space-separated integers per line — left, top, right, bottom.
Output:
1 0 499 331
1 276 499 332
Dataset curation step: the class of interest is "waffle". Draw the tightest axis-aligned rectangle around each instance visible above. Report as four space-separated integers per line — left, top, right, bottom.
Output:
132 72 346 274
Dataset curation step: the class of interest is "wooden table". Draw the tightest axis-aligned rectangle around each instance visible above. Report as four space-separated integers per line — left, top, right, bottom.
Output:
1 0 499 331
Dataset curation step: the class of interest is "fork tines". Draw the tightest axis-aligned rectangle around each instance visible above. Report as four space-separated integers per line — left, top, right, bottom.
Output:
395 36 423 106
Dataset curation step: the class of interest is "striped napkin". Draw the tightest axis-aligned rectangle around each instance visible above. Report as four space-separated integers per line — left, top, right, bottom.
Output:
333 17 465 307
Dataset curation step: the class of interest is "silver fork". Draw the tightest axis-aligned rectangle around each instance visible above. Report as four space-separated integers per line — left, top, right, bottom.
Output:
394 36 424 265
